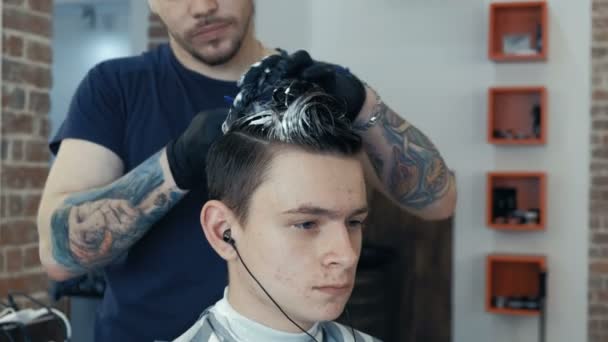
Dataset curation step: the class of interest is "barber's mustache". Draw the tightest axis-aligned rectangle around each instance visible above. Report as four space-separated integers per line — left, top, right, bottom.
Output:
187 16 235 38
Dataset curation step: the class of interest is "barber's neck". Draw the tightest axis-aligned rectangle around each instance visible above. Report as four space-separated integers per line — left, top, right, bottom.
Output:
169 30 274 82
226 282 315 334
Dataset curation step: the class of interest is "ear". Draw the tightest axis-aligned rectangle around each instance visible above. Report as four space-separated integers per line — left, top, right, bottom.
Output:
200 200 238 261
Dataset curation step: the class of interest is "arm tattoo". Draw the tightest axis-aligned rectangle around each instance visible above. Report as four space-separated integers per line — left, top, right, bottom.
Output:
50 151 185 273
363 103 451 210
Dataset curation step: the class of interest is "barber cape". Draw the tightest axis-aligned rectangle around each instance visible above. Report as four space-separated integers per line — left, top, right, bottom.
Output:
173 288 382 342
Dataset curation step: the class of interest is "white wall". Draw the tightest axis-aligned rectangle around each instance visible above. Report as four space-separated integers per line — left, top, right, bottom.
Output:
267 1 588 341
255 0 312 53
50 2 132 140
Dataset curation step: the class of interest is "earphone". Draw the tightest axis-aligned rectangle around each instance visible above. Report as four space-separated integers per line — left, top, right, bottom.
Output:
222 229 235 245
222 228 357 342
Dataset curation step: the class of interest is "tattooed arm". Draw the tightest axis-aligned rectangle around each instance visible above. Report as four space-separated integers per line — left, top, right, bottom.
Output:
355 86 457 220
37 139 186 280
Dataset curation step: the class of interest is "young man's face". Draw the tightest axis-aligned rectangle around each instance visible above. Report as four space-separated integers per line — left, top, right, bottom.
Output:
149 0 254 65
231 148 368 330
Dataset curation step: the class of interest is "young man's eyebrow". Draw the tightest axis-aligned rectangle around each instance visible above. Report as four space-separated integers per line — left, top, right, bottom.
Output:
281 205 369 217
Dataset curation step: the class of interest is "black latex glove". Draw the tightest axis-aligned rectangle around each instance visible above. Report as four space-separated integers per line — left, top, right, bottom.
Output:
232 50 366 122
165 108 228 190
281 50 366 121
299 55 367 121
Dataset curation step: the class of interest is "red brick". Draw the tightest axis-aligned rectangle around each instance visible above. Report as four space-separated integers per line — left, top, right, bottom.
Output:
37 117 50 138
7 195 24 217
0 139 7 161
593 176 608 186
592 217 602 230
595 47 608 59
4 0 26 6
595 31 608 42
29 90 50 114
595 17 608 29
149 13 162 22
6 249 23 272
27 0 52 14
2 59 52 89
594 76 602 87
593 233 608 245
0 273 49 297
25 140 49 162
3 8 51 38
0 220 38 244
595 121 608 130
592 262 608 274
12 140 23 160
23 193 42 217
2 112 33 135
0 252 4 273
595 90 608 101
1 165 49 189
3 34 24 57
593 148 608 159
148 25 168 39
23 245 40 269
26 40 51 64
0 195 5 219
591 304 608 316
2 86 26 110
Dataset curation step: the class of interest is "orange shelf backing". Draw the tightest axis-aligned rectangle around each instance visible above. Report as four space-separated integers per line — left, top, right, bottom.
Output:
487 86 547 145
486 254 547 316
489 1 548 62
486 172 547 230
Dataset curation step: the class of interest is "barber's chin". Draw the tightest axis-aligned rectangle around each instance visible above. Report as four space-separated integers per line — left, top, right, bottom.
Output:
195 44 239 66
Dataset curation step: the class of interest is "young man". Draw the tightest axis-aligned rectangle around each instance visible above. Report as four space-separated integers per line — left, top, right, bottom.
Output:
37 0 455 340
176 79 381 341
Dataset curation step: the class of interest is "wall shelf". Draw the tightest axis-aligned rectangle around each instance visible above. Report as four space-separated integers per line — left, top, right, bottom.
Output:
489 1 548 62
486 172 546 230
486 254 547 316
488 86 547 145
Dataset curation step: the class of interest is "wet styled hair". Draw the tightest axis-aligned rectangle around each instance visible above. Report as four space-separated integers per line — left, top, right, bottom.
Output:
206 62 362 224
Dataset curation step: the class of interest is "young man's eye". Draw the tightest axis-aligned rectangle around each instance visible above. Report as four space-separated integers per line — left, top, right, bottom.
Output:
294 221 317 230
348 220 365 229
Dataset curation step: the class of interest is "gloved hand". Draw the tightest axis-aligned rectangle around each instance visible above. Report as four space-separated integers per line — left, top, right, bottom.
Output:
165 108 228 190
232 50 367 122
296 51 367 121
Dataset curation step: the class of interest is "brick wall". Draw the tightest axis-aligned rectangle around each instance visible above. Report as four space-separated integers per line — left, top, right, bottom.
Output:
148 13 168 50
0 0 53 307
591 1 608 340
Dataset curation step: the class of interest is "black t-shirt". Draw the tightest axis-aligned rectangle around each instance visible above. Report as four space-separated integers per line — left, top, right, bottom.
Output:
50 44 239 341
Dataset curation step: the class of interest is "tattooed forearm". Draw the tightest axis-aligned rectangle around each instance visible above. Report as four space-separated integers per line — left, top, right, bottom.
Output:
359 99 452 210
50 151 185 273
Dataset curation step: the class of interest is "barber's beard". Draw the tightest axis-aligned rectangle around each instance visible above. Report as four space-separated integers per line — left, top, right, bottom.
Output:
173 13 253 67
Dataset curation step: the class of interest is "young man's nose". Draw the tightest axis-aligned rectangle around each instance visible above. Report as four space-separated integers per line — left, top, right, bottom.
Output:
188 0 219 18
322 225 359 268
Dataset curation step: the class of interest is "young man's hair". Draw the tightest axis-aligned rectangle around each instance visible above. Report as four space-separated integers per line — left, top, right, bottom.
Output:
206 80 363 224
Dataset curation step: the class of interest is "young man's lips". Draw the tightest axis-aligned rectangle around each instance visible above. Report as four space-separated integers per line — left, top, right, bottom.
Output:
314 284 351 295
192 22 231 39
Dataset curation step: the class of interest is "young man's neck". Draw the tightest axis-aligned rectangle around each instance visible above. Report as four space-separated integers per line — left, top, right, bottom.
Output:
169 33 274 82
226 284 315 334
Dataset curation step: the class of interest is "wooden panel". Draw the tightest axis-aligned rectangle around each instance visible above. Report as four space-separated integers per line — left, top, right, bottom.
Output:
345 190 453 342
